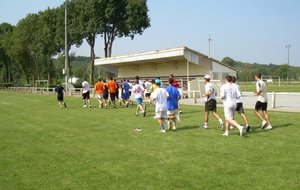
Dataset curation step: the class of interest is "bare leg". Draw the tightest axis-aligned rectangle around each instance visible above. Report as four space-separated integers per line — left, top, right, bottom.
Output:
263 111 271 125
254 110 264 121
240 113 249 125
204 111 209 123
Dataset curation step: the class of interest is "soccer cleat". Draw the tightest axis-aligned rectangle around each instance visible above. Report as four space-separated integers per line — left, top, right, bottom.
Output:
83 105 87 108
261 120 268 129
143 111 146 117
202 125 208 129
176 115 181 122
246 124 251 132
135 112 138 116
64 103 67 108
172 126 177 131
179 109 182 114
266 125 272 130
223 132 229 136
229 126 234 130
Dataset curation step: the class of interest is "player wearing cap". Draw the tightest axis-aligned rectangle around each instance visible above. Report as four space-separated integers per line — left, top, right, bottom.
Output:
152 79 169 133
220 75 245 136
254 73 272 130
202 75 224 129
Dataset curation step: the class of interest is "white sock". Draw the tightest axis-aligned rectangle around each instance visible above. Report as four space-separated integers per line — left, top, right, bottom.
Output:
219 119 223 124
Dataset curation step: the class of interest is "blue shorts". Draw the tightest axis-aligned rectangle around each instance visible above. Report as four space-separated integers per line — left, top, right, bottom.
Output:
136 98 143 105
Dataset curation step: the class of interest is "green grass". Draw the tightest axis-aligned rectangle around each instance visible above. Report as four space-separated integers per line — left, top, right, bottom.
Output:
0 91 299 190
238 82 300 92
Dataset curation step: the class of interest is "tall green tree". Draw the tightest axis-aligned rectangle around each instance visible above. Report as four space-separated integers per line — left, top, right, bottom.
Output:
0 23 14 83
72 0 104 84
102 0 151 57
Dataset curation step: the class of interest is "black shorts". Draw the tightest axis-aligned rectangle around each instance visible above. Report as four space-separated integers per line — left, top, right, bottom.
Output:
236 103 245 114
205 99 217 112
255 101 268 111
57 95 64 101
145 93 151 98
110 93 116 101
82 91 90 99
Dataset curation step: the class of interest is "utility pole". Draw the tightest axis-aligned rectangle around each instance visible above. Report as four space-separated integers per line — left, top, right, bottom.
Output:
208 34 212 58
64 0 69 84
285 44 291 83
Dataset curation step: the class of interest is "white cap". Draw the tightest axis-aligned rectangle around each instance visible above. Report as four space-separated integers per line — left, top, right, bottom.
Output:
204 75 211 79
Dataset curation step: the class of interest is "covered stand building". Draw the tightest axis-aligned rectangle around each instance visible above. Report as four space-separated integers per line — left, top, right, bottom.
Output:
95 46 236 91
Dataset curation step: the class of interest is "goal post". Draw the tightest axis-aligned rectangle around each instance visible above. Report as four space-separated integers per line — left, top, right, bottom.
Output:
35 80 49 94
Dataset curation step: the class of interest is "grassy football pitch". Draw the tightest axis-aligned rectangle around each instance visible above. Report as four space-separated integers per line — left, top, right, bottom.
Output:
0 91 299 190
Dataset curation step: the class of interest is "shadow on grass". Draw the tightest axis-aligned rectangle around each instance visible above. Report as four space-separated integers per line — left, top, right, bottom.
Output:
248 123 293 134
176 125 200 131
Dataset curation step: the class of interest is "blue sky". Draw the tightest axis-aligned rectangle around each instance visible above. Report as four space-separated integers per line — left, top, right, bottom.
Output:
0 0 299 66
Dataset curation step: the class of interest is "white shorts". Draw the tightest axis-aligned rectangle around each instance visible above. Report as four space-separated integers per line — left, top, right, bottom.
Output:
154 111 167 119
97 94 104 99
167 109 178 116
224 106 236 120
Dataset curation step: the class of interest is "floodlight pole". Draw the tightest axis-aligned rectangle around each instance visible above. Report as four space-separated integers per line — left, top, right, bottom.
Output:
64 0 69 84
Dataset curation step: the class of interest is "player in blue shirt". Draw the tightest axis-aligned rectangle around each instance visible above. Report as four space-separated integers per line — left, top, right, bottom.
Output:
166 78 181 131
122 79 131 107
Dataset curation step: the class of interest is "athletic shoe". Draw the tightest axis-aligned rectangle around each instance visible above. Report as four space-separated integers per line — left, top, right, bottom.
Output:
223 132 229 136
172 126 177 131
135 112 138 116
64 103 67 108
202 125 208 129
238 126 245 136
266 125 272 130
134 128 143 132
246 124 251 132
143 111 146 117
83 105 87 108
179 109 182 114
219 121 224 129
160 129 166 133
261 120 268 129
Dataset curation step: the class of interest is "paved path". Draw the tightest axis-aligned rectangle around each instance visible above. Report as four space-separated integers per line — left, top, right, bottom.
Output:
180 92 300 113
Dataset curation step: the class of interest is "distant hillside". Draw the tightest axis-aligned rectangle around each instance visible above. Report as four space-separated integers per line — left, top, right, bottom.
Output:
222 57 300 81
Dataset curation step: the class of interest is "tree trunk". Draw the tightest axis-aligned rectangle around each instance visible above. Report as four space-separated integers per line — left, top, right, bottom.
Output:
90 44 95 84
104 31 108 58
87 33 96 84
108 40 113 58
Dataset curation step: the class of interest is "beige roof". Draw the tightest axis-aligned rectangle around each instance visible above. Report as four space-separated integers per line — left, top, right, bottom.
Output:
95 46 235 71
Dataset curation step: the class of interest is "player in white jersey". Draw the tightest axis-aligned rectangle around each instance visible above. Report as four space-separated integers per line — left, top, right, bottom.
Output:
254 73 272 130
202 75 224 129
82 79 91 108
232 76 251 132
220 75 245 136
151 79 169 133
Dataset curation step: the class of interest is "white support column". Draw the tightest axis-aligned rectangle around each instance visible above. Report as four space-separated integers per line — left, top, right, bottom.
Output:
272 92 276 108
187 60 190 90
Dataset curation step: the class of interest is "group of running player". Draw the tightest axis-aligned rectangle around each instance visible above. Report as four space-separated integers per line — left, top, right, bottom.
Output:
55 72 272 136
202 73 272 136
